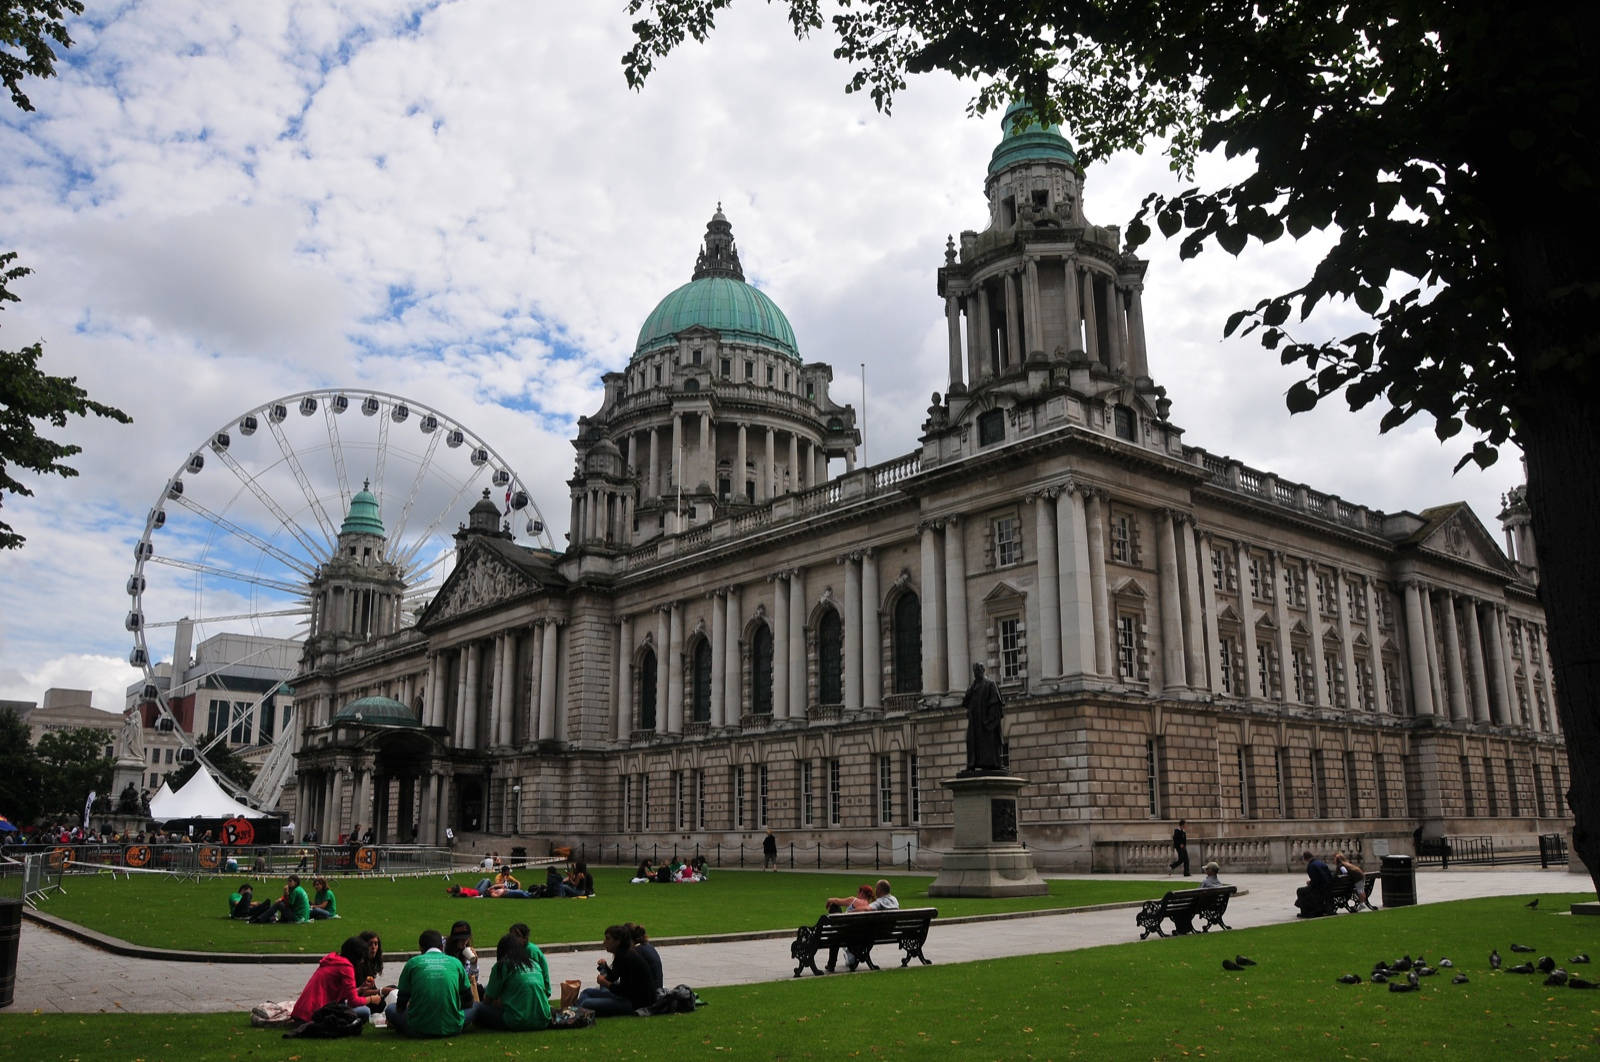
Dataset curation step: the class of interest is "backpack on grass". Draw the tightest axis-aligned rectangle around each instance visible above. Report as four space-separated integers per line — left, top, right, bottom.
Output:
283 1001 365 1038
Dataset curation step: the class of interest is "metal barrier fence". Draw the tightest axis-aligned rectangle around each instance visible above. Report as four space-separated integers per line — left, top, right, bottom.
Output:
566 840 926 872
1415 834 1568 869
14 843 457 886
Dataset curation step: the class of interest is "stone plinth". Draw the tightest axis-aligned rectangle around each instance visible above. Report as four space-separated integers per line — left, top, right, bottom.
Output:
928 773 1048 897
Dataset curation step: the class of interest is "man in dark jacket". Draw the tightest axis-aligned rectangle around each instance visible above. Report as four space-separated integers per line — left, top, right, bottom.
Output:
1169 819 1190 876
1294 851 1335 917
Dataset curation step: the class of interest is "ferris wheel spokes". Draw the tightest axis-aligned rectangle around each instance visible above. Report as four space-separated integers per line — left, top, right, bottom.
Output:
148 553 309 598
210 444 330 564
144 606 309 628
323 401 352 517
387 419 446 550
169 493 320 582
266 414 339 544
372 403 392 501
393 463 490 572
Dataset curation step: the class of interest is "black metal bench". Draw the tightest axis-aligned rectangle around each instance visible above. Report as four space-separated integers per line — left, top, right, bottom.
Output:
790 907 938 977
1136 886 1235 939
1328 872 1379 914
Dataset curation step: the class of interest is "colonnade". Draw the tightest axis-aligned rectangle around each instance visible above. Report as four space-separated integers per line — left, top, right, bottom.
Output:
619 417 829 506
309 583 403 642
422 620 564 749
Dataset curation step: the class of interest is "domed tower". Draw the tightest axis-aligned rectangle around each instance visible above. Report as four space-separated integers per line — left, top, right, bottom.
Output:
453 487 514 560
304 482 408 666
576 207 859 550
937 102 1154 391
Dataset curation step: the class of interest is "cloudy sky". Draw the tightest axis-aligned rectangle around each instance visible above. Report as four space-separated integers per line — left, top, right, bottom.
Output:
0 1 1520 715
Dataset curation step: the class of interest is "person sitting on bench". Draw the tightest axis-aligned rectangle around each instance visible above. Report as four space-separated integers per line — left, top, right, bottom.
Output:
1294 851 1334 917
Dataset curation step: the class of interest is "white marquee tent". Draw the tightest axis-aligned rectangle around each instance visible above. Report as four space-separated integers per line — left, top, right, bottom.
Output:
147 766 266 821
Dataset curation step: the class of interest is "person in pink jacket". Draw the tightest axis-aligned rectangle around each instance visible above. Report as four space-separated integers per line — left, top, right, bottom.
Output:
291 937 373 1024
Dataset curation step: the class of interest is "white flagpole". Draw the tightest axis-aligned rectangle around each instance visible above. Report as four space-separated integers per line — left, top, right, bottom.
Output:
860 362 868 466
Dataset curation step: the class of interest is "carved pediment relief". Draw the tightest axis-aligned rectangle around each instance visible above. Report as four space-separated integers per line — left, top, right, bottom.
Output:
1419 507 1511 571
426 550 538 624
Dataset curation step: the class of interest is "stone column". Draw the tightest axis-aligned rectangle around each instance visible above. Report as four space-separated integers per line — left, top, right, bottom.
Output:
486 635 504 746
964 295 982 385
723 591 741 722
1084 490 1110 676
788 432 800 495
1537 625 1559 735
1402 582 1435 716
773 575 790 718
453 645 469 745
946 294 965 391
1155 511 1187 691
1199 531 1223 696
861 550 881 708
1463 598 1491 723
1492 607 1514 725
1126 283 1150 378
1364 578 1387 713
1304 561 1328 707
919 522 944 695
1420 587 1445 712
764 426 775 501
1003 270 1021 368
647 427 659 500
654 608 669 731
526 621 543 742
667 602 684 732
1236 542 1260 698
843 554 863 710
538 621 559 742
1063 258 1082 353
420 772 438 844
462 642 481 747
617 616 634 740
1439 591 1469 721
1106 284 1127 376
1032 491 1062 677
627 433 638 482
710 590 727 726
1024 257 1042 352
425 652 441 728
699 414 711 492
1057 485 1096 677
943 516 970 690
1178 515 1206 689
736 425 748 500
1080 268 1100 366
1484 604 1510 726
1272 553 1293 702
788 569 807 715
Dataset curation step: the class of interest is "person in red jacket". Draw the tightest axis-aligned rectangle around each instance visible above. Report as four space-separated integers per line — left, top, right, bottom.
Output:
291 937 374 1024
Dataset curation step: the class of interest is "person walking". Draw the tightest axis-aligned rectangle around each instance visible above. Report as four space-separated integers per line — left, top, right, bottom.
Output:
762 829 778 871
1169 819 1190 876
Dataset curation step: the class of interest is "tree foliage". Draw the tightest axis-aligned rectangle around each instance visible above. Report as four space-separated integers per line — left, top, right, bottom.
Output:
0 0 81 112
0 707 44 824
34 724 112 819
167 734 257 795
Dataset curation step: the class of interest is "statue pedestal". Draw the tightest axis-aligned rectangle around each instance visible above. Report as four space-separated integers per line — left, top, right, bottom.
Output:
927 774 1048 897
112 757 146 799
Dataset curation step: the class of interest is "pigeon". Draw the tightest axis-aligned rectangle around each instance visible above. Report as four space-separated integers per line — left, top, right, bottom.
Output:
1452 974 1470 984
1569 978 1598 990
1235 955 1257 967
1571 954 1591 965
1509 963 1536 974
1338 974 1362 984
1511 943 1536 953
1526 898 1540 910
1490 949 1502 970
1373 960 1391 973
1416 965 1437 977
1393 956 1414 972
1388 980 1417 993
1438 958 1453 968
1545 969 1569 986
1408 970 1420 989
1372 972 1389 983
1538 955 1557 974
1223 959 1242 971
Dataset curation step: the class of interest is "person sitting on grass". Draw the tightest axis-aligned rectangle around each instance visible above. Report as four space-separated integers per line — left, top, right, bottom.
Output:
309 876 339 919
575 924 656 1018
469 932 551 1031
447 884 482 898
631 859 654 884
478 866 528 897
446 919 482 1000
559 861 595 897
254 875 311 923
386 928 473 1037
355 930 390 1007
628 924 664 999
291 936 373 1026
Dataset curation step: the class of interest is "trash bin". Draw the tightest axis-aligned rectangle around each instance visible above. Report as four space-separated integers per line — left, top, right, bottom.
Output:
0 897 21 1008
1381 854 1416 908
510 846 527 862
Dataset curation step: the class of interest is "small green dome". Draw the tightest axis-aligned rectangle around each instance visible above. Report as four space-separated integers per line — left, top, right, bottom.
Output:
988 101 1077 176
634 276 799 361
340 481 385 537
333 695 418 727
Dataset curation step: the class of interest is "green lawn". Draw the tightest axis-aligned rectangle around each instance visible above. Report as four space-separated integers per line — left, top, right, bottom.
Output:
5 894 1598 1059
38 867 1175 954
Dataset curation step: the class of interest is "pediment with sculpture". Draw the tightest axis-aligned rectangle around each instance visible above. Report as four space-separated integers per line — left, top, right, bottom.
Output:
422 549 540 626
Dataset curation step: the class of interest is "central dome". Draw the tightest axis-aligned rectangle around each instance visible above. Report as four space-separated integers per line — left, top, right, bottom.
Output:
632 207 800 362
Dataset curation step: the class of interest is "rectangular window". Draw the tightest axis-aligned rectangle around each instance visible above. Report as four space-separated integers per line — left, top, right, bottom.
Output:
1109 514 1131 564
691 347 702 365
150 772 158 788
1460 756 1477 816
695 769 706 829
759 764 770 827
1218 638 1234 695
641 774 650 831
1324 650 1341 707
878 755 893 824
1276 747 1290 817
1116 614 1138 680
1506 758 1521 817
1375 753 1391 818
1211 546 1237 592
149 747 159 763
734 765 747 828
745 359 755 380
673 770 685 830
994 516 1021 566
1483 756 1499 817
766 365 775 385
999 616 1022 680
800 761 814 827
621 775 631 831
828 758 842 826
653 366 662 385
1310 749 1329 818
1533 763 1548 817
720 357 731 377
1291 648 1308 702
1344 750 1360 817
908 752 920 824
207 698 228 736
1237 749 1250 817
1145 738 1162 818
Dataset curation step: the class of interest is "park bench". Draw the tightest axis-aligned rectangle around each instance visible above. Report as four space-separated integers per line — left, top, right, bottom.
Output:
790 907 938 977
1136 885 1236 939
1327 872 1379 914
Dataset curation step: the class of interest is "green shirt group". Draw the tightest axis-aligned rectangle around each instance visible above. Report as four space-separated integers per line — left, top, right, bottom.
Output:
484 944 552 1031
397 949 473 1037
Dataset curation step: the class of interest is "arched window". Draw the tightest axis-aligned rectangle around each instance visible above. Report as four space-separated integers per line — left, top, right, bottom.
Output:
893 592 922 693
818 608 843 705
691 640 712 723
638 648 657 731
751 623 774 715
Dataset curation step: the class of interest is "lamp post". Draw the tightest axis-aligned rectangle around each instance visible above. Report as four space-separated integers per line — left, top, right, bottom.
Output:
511 784 521 835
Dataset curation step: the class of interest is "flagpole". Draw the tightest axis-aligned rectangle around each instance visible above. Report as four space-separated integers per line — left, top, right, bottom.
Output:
860 361 867 466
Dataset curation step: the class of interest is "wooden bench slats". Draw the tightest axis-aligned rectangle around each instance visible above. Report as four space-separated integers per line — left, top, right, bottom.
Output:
791 907 938 977
1136 886 1235 939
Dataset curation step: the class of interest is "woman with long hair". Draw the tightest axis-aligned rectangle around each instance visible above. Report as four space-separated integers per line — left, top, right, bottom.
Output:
446 919 481 1000
290 936 372 1024
469 933 551 1030
575 924 655 1017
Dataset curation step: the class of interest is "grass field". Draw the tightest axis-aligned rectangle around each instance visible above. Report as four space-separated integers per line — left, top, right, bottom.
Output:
4 894 1598 1060
38 867 1178 953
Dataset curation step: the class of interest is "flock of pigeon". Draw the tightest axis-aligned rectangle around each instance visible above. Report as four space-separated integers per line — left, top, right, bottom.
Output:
1329 946 1595 992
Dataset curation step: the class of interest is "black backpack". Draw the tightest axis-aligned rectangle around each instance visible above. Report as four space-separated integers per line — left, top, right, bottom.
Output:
647 984 704 1015
284 1002 365 1038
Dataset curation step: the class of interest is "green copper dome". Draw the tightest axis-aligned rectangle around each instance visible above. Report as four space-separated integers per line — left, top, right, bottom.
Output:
633 207 800 362
333 695 419 727
988 101 1077 176
340 481 385 537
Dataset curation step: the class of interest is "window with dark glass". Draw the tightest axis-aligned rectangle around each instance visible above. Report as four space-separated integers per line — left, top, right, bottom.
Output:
638 649 657 730
1113 405 1135 440
978 408 1005 446
893 592 922 693
752 623 774 714
818 608 844 705
691 640 712 722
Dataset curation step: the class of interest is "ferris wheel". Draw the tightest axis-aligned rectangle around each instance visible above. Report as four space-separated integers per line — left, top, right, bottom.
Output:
124 388 552 802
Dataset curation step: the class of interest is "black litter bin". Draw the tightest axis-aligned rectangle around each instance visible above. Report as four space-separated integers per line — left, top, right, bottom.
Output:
0 897 20 1008
1381 854 1416 908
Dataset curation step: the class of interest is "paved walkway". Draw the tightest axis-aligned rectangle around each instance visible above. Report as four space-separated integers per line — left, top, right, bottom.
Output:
6 867 1580 1013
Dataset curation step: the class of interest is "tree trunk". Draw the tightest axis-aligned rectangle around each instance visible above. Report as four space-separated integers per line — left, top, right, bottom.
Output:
1518 372 1600 897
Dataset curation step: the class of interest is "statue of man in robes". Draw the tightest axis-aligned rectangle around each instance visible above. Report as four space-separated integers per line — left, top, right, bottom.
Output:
116 707 145 762
962 663 1005 773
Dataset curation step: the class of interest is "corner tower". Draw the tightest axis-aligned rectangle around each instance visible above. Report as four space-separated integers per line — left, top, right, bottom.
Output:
303 481 408 667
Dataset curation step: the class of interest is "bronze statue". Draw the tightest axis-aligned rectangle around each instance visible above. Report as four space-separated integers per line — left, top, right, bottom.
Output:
962 662 1005 773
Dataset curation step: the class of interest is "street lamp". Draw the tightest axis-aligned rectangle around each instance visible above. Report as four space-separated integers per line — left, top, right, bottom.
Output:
511 784 521 835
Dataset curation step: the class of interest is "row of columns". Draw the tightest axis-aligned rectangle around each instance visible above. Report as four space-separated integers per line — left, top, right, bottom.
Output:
945 257 1149 392
423 621 563 749
303 765 458 848
310 584 402 641
1402 583 1560 735
622 419 827 505
572 486 630 547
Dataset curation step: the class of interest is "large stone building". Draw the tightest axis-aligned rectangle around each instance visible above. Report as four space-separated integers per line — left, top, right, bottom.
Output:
290 106 1569 868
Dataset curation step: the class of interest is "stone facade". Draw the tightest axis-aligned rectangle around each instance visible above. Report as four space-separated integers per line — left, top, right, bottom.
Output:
289 106 1570 867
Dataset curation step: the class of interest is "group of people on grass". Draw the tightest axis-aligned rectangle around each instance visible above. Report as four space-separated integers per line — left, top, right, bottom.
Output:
629 855 707 884
448 861 596 899
230 875 339 923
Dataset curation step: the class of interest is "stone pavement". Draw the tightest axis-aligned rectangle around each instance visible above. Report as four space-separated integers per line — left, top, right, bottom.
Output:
5 867 1579 1014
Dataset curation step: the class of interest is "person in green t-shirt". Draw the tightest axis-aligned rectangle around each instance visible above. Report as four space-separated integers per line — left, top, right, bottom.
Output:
310 877 339 919
470 932 551 1031
267 875 312 923
387 929 472 1037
